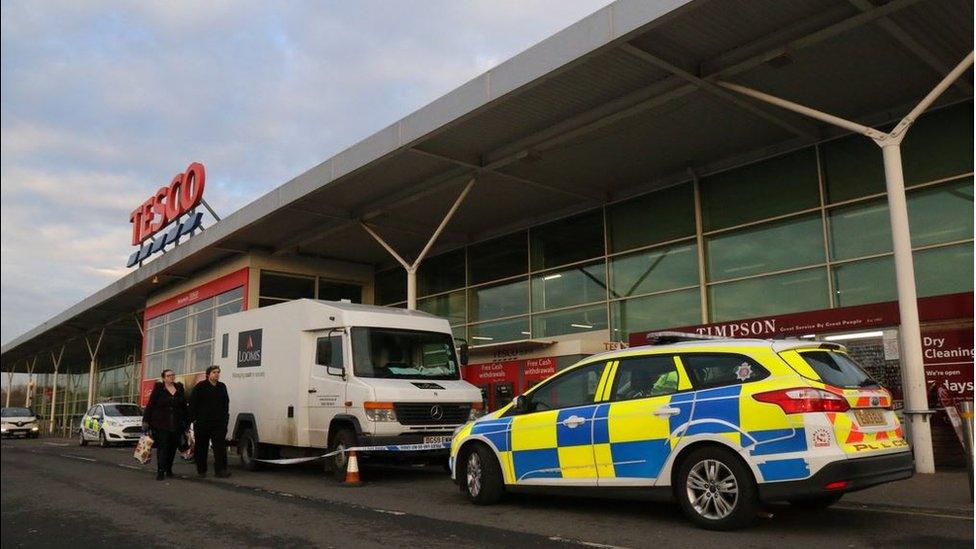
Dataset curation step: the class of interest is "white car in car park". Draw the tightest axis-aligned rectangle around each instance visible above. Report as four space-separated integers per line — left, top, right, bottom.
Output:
1 407 40 438
79 402 145 447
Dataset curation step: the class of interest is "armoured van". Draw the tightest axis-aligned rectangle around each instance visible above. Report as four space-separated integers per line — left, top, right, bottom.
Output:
216 299 483 477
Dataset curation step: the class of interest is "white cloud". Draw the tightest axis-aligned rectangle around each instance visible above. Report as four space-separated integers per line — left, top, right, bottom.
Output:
1 0 612 345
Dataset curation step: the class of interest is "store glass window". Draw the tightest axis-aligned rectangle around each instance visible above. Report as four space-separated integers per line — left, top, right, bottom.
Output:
821 134 885 204
469 317 530 344
706 214 824 281
318 279 362 303
530 209 604 270
419 248 465 296
607 183 695 253
828 199 891 260
908 177 974 248
832 256 896 307
610 242 698 298
376 268 406 305
468 232 527 285
418 290 466 326
468 278 529 322
610 288 701 341
143 286 244 378
259 272 315 301
914 243 974 298
531 260 607 312
902 102 973 184
532 304 608 338
701 148 820 231
708 268 829 322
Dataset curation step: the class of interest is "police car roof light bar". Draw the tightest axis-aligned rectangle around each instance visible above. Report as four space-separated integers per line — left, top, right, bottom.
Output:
643 331 729 345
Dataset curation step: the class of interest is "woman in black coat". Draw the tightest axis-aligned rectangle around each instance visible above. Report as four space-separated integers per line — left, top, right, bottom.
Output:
142 369 189 480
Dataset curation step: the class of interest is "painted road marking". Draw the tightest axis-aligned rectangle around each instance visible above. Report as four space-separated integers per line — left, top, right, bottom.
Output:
549 536 632 549
374 509 407 516
60 454 96 462
42 442 70 447
835 504 973 521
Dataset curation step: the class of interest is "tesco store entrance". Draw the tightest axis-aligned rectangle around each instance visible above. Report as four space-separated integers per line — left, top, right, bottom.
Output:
630 291 973 467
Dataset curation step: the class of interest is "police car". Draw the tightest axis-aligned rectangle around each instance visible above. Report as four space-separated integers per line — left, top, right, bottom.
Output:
449 334 913 530
79 402 144 447
1 407 40 438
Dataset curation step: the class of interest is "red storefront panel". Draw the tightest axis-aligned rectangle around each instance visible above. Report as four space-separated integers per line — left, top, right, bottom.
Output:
140 268 249 404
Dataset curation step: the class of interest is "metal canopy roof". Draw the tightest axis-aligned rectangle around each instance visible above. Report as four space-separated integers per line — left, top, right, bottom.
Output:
3 0 973 373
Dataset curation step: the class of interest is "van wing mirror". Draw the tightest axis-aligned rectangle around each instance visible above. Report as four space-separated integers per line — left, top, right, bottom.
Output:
458 342 469 366
326 364 345 377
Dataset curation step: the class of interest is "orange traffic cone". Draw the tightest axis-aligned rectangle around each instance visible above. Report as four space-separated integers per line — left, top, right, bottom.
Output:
344 450 362 486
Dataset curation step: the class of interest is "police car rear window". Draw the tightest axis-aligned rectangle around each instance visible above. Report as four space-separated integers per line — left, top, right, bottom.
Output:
796 350 877 388
680 354 768 389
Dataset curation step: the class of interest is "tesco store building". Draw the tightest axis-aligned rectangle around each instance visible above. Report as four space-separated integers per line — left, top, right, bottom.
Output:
1 0 972 470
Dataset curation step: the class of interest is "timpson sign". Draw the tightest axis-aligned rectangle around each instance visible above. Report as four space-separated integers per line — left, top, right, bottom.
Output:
628 293 973 346
126 162 207 267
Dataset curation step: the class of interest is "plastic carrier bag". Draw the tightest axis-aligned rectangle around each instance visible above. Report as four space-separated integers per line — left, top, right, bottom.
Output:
134 433 154 464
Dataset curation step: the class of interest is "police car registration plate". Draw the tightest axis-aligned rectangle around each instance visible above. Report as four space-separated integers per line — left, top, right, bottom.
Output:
423 436 452 444
853 408 886 427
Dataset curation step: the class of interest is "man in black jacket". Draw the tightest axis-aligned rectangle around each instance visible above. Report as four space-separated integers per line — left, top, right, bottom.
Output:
189 365 230 478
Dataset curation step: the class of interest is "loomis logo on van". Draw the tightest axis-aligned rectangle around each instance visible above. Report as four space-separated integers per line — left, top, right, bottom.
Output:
237 329 263 367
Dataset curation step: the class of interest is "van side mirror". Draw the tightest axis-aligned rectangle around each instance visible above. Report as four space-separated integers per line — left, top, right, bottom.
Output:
326 364 344 377
458 343 469 366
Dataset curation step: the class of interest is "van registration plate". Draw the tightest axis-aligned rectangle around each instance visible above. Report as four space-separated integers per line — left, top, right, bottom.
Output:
853 408 886 427
423 436 452 444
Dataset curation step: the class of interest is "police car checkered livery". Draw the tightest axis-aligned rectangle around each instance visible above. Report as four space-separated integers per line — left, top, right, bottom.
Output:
449 336 913 530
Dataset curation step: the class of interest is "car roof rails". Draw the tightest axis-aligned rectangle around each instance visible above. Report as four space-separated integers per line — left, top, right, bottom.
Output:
641 331 731 345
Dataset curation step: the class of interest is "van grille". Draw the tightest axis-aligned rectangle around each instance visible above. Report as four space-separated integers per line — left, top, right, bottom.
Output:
394 403 470 425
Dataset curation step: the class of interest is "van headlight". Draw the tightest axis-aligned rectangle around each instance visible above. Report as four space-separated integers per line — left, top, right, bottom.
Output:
364 402 397 422
31 426 39 431
468 402 486 421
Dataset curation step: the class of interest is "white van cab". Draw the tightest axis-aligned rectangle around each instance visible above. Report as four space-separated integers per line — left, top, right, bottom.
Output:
217 299 483 478
1 407 39 438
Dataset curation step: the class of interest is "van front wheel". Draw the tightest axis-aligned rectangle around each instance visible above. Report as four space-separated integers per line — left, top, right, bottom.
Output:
328 428 357 481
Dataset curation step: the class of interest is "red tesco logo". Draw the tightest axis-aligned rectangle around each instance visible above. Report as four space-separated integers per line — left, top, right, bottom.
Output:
130 162 206 245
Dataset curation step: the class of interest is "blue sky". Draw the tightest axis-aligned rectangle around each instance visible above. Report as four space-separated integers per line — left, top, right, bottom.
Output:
0 0 611 345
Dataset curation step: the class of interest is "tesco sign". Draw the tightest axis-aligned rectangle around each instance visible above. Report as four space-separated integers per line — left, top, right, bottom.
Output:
126 162 207 268
130 162 206 245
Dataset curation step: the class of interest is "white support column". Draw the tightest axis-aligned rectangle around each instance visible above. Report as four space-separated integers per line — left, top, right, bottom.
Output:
4 363 15 407
49 346 65 434
24 356 38 408
717 51 974 474
85 328 105 408
362 178 475 310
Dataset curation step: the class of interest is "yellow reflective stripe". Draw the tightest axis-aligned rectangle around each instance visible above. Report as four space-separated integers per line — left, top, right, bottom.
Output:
673 356 692 391
594 361 613 402
601 361 619 401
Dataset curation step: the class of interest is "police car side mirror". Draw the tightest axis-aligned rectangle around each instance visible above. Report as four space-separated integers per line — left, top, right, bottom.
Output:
512 395 528 414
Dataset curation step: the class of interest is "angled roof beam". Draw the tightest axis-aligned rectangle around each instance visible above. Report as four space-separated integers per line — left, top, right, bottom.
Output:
846 0 972 95
482 0 921 169
408 147 601 201
617 43 819 140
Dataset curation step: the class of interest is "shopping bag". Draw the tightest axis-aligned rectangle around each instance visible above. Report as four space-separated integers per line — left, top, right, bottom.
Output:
179 426 195 461
134 433 154 464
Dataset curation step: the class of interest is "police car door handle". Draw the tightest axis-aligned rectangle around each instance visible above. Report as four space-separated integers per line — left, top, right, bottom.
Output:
561 415 586 429
653 406 681 417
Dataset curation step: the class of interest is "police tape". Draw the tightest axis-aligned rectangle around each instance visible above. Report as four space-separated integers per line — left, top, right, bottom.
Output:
254 441 451 465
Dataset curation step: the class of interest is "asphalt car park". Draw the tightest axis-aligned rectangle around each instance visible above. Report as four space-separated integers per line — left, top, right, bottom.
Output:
2 437 972 549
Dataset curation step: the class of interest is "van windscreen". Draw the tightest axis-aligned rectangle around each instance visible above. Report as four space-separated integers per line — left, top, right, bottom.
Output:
351 327 460 380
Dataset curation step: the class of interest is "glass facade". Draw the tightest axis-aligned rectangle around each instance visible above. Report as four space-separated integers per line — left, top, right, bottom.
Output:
258 270 363 308
375 101 972 342
144 287 244 378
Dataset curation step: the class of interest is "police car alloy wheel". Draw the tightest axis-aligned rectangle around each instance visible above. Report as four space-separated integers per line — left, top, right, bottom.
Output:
79 429 88 447
99 430 109 448
461 444 503 505
676 446 758 530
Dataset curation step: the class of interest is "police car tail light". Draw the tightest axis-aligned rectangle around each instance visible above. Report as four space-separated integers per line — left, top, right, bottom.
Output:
753 387 850 414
